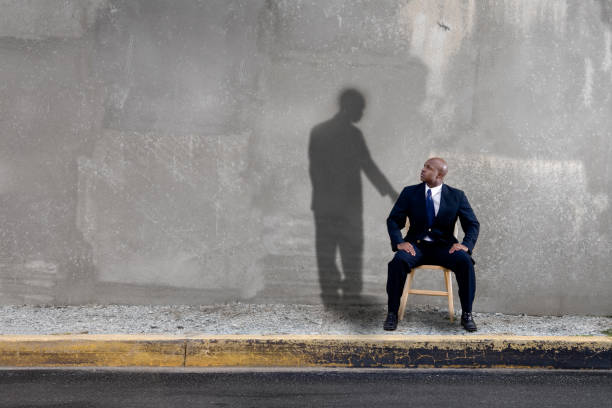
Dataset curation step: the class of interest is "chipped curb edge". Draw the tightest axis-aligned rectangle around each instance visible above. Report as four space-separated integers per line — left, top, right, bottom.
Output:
0 335 610 369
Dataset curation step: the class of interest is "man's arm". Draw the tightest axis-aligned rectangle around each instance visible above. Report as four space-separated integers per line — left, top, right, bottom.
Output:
457 191 479 253
386 187 410 251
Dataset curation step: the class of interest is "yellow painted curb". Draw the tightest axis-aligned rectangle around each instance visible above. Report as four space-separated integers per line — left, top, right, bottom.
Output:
184 335 612 369
0 335 610 368
0 335 185 367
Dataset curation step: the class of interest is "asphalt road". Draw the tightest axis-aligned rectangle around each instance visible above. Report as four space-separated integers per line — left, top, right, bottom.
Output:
0 368 610 408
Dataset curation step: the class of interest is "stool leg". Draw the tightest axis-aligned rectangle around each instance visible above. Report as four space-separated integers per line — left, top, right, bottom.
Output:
444 270 454 322
398 270 415 321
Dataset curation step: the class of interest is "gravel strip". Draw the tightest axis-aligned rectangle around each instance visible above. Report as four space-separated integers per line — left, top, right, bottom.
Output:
0 303 610 336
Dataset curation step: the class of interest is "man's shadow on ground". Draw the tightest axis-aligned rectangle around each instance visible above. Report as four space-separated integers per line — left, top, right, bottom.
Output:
308 89 398 312
322 303 458 334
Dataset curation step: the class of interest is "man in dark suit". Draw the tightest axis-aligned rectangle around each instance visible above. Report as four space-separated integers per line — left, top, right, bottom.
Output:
384 157 480 331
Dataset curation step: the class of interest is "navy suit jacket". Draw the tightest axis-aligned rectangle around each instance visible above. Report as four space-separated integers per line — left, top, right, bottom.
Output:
386 182 480 254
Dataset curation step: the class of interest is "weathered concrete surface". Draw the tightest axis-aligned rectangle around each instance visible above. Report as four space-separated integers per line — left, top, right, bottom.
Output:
0 0 105 39
184 334 612 369
0 334 610 369
0 1 611 314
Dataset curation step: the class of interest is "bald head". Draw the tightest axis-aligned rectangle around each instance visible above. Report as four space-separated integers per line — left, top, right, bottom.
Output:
420 157 448 187
430 157 448 177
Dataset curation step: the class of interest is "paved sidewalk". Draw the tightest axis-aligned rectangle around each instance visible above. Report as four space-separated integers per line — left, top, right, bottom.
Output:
1 304 610 369
1 303 611 336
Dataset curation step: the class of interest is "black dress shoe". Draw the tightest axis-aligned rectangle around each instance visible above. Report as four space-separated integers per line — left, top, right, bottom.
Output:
383 312 398 331
461 312 477 332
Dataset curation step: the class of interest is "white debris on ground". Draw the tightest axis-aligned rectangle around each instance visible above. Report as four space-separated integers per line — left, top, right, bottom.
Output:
0 303 610 336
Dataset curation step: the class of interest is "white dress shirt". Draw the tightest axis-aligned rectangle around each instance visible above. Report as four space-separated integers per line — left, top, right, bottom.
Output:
424 183 442 241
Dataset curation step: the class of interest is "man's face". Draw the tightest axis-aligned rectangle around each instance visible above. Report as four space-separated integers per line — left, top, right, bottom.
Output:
420 159 441 185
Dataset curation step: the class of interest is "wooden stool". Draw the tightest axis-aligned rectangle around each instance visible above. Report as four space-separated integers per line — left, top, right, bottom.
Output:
398 264 454 322
398 220 458 322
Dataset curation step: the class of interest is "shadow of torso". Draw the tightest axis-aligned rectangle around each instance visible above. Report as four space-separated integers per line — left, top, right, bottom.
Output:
309 114 368 218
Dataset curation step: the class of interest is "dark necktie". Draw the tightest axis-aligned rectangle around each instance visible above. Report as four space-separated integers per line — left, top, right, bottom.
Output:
426 188 435 228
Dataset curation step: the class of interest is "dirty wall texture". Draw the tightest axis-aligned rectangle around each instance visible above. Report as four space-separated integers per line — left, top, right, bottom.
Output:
0 0 610 315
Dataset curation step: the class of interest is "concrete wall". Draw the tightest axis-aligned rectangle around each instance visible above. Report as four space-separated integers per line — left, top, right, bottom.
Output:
0 0 610 315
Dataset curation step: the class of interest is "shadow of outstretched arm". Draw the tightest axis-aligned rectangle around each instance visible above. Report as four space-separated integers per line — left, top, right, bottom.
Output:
358 133 399 202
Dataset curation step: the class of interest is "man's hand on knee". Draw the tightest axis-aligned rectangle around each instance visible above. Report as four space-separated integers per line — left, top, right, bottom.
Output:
397 242 416 256
449 243 468 253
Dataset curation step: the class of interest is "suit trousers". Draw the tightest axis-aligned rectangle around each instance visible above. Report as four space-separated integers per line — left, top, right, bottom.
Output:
386 241 476 314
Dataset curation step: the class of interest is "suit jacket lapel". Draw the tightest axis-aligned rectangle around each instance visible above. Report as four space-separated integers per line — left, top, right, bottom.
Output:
416 182 427 222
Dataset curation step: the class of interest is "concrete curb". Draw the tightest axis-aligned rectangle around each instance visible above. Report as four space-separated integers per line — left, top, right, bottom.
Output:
0 335 610 369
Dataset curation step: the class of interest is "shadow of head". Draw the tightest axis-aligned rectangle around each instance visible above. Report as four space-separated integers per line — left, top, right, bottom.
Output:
338 88 366 123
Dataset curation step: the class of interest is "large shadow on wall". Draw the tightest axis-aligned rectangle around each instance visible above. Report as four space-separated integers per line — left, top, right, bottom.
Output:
309 89 399 309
